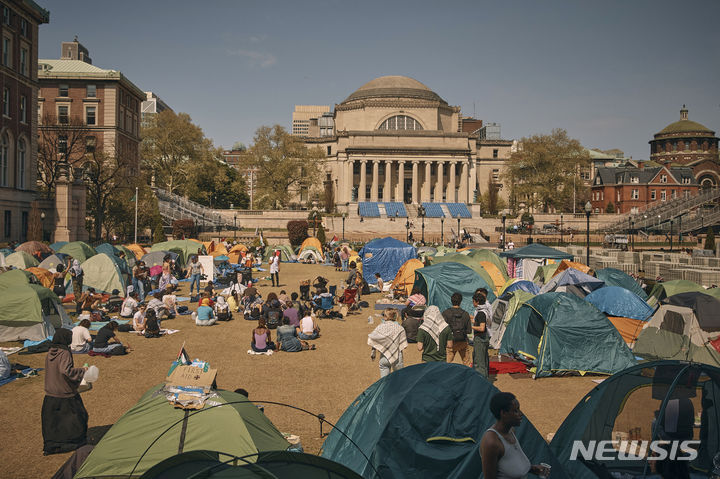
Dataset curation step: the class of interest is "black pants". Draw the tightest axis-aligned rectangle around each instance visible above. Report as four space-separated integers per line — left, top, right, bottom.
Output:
42 394 88 455
271 272 279 287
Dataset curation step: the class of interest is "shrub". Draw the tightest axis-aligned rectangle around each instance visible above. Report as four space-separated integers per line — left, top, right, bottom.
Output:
153 222 166 243
172 219 195 239
705 227 716 252
605 202 615 213
317 223 327 245
287 220 309 247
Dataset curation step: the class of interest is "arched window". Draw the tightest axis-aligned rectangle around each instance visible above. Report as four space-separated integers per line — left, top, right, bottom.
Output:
377 115 423 131
0 132 8 187
17 138 25 189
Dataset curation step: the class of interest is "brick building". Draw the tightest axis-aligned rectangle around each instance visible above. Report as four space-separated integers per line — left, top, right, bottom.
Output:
0 0 49 243
591 164 699 214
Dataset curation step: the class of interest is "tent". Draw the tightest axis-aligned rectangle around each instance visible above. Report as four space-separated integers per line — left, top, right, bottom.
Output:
464 248 508 275
0 283 70 341
648 279 705 305
550 259 591 278
320 362 569 479
429 253 496 291
489 290 536 349
550 361 720 478
297 248 323 263
539 268 605 298
125 243 147 259
478 260 506 294
499 292 636 378
594 267 648 300
95 242 121 258
263 245 296 263
227 244 248 263
209 244 229 258
299 237 324 261
499 279 540 296
0 268 33 287
416 246 437 258
73 385 290 478
665 292 720 331
49 241 68 251
634 300 720 367
151 240 206 267
58 241 96 263
25 267 54 289
391 258 424 296
532 263 560 285
116 245 138 265
72 253 126 295
4 250 39 269
584 286 654 346
413 262 496 315
0 252 4 267
38 253 69 272
15 240 52 258
141 251 178 269
499 243 572 280
358 237 416 282
432 246 456 256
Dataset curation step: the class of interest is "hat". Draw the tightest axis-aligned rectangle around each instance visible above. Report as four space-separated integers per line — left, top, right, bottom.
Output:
111 289 120 295
201 298 211 306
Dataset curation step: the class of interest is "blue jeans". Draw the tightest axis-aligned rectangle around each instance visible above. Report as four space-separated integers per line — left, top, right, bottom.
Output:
133 277 145 301
190 273 201 295
298 331 318 340
341 259 348 272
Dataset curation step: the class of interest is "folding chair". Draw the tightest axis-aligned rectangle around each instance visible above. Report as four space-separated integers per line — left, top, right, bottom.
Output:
339 287 359 314
314 294 335 318
328 285 337 297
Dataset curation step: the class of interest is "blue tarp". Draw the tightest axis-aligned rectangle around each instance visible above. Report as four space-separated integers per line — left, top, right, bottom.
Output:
321 362 569 478
584 286 654 321
358 237 416 282
413 262 496 315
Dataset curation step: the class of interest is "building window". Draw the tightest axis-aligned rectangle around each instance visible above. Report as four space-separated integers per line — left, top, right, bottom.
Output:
601 191 604 201
631 189 639 200
59 84 69 97
326 146 331 155
87 84 96 98
651 190 656 200
672 189 676 199
684 190 690 198
19 95 25 123
20 18 28 37
3 211 10 238
0 132 8 187
682 177 690 184
2 87 9 117
2 36 9 67
661 190 666 201
58 135 67 155
660 174 667 183
2 5 9 25
17 138 25 189
377 115 423 131
617 191 621 202
20 211 27 242
630 176 639 183
492 149 499 159
85 136 95 153
58 105 69 124
86 106 96 125
492 168 500 182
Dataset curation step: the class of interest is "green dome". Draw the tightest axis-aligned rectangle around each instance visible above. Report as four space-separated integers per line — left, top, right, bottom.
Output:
657 119 714 136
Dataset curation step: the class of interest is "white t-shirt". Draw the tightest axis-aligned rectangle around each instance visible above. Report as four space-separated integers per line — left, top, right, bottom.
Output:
121 296 138 317
71 325 92 351
162 294 177 312
300 316 314 334
270 256 280 274
133 310 146 331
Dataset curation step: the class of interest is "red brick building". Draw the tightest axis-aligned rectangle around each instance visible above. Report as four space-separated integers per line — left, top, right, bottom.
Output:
591 164 699 214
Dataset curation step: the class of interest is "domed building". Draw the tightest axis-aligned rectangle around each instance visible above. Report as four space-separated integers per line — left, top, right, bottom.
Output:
305 76 501 210
650 106 720 187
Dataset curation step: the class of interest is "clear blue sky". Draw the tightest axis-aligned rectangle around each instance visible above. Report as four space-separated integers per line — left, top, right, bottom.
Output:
39 0 720 161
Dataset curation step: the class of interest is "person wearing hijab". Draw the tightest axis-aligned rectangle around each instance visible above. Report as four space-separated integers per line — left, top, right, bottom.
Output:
194 298 216 326
42 328 89 455
368 309 408 378
69 259 84 307
214 295 232 321
416 305 453 362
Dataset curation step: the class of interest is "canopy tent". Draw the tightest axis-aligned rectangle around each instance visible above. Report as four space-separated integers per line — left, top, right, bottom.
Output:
499 279 540 296
551 361 720 478
58 241 96 263
499 292 636 378
74 384 290 478
464 248 508 276
489 290 536 349
15 240 52 258
532 263 560 285
298 237 324 261
413 262 496 315
634 303 720 367
539 268 605 298
0 283 70 341
321 362 569 479
49 241 68 251
500 244 572 280
4 250 39 269
125 243 147 259
358 237 416 282
584 286 654 321
25 267 54 289
38 253 69 272
648 279 705 305
428 253 496 291
550 259 591 278
263 245 296 263
151 240 206 267
594 267 648 300
391 258 424 296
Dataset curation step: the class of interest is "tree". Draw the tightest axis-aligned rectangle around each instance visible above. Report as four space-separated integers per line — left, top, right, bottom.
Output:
37 114 91 197
605 202 615 213
504 129 591 213
185 148 249 209
247 125 325 209
287 220 309 247
105 184 160 242
153 222 166 243
705 227 716 251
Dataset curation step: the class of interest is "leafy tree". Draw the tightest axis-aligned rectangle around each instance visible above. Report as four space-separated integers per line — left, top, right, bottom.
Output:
37 114 91 197
248 125 325 209
105 184 160 243
287 220 309 247
172 219 195 239
317 223 327 245
504 129 591 213
153 222 166 244
605 202 615 213
705 227 716 251
185 148 249 208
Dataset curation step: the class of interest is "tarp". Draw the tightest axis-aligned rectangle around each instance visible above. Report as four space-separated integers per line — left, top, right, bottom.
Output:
584 286 654 321
321 362 569 479
429 253 496 290
15 240 52 258
57 241 96 263
25 267 54 289
299 237 324 260
74 385 290 478
500 292 636 377
551 361 720 478
391 258 424 296
413 262 496 315
4 251 39 269
539 268 605 298
499 243 573 260
77 253 126 295
358 237 416 282
551 259 591 278
151 240 206 267
594 267 648 300
648 279 705 305
464 248 508 275
38 253 68 272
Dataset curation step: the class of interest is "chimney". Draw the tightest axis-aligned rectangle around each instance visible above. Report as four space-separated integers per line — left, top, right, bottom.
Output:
680 104 688 121
638 162 644 170
61 37 92 64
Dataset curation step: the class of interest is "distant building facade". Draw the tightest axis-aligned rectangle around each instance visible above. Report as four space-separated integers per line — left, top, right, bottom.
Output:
292 105 330 137
0 0 49 243
221 148 257 208
141 91 172 127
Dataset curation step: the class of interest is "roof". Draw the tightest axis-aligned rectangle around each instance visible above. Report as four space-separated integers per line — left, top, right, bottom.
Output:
657 119 714 136
594 166 697 186
342 75 446 104
38 59 146 99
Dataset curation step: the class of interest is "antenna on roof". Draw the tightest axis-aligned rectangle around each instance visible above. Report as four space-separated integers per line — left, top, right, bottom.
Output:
74 35 78 42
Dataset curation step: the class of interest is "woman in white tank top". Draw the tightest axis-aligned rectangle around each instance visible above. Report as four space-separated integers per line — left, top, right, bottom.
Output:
480 392 550 479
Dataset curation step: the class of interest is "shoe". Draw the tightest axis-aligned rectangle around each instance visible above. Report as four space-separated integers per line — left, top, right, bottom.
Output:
310 344 316 350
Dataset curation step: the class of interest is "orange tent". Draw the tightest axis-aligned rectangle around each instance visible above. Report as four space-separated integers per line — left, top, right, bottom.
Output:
203 241 216 253
299 237 324 260
210 244 229 258
551 259 592 278
228 244 248 264
26 267 54 289
608 316 646 346
125 243 147 259
478 261 506 295
391 258 424 296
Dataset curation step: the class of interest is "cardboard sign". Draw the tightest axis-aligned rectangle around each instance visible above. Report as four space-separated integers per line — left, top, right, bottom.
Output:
166 365 217 391
197 255 214 283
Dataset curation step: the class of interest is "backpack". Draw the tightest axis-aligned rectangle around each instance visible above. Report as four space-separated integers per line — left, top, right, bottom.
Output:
445 309 468 342
265 308 282 329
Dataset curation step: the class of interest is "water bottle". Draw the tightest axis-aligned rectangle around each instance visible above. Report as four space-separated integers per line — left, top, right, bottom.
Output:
83 365 99 383
368 315 374 324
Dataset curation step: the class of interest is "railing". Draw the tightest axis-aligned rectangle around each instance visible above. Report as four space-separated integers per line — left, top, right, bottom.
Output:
154 188 234 229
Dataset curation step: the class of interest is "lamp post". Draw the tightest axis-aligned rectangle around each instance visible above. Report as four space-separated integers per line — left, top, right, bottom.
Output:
202 214 205 234
405 218 410 243
501 214 507 251
669 219 673 252
312 208 319 237
40 211 46 242
560 213 564 244
457 217 461 245
418 205 426 244
233 214 237 241
342 212 346 241
631 219 635 251
584 201 592 266
440 217 444 246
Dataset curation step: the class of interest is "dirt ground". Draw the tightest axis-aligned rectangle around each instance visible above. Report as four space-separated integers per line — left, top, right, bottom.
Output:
0 262 598 479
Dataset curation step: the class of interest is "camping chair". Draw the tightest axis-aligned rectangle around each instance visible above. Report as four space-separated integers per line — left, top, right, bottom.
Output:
339 287 359 314
328 285 337 297
313 294 335 318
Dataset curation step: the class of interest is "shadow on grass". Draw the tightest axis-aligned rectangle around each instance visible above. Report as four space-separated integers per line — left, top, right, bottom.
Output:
87 424 113 445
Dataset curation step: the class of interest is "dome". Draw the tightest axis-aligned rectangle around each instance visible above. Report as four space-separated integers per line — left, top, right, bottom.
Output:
656 106 715 136
342 75 446 104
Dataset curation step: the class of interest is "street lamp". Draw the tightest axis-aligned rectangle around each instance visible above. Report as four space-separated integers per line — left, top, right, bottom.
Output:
405 217 410 243
342 212 346 241
501 213 507 251
631 219 635 251
418 205 426 244
40 211 46 242
233 214 237 241
669 219 673 252
440 217 444 246
560 213 564 244
584 201 592 266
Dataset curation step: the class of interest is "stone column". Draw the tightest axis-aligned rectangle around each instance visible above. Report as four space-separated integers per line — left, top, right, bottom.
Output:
468 160 477 203
396 161 405 203
460 161 469 203
346 159 354 204
411 161 419 204
448 162 457 202
435 161 444 202
423 162 431 202
359 160 367 202
384 160 392 201
371 160 379 202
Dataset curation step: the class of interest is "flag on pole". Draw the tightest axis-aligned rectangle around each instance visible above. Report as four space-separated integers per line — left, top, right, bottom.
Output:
130 193 136 202
331 234 339 244
177 343 191 365
259 230 265 247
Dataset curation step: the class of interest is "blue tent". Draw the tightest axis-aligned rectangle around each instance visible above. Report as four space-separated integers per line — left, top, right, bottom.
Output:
49 241 67 252
503 280 540 295
584 286 654 321
413 262 496 314
321 362 569 479
595 267 648 300
95 243 121 257
499 243 573 260
539 268 605 298
358 237 416 282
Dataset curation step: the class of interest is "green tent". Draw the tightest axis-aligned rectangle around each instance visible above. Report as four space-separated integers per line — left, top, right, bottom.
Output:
4 250 39 269
0 284 67 341
532 263 560 284
595 267 648 300
647 279 705 305
413 262 496 315
499 292 636 378
703 288 720 300
74 385 290 478
151 240 206 267
432 246 456 257
428 253 496 289
76 253 126 295
116 245 137 266
49 241 68 251
464 248 508 275
499 243 573 260
0 268 34 287
58 241 96 263
489 290 536 349
263 245 295 262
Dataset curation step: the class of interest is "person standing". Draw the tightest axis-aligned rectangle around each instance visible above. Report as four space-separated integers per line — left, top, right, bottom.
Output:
368 309 408 377
41 329 89 455
416 305 453 362
52 264 67 299
442 292 472 367
69 260 84 305
187 256 204 299
269 250 280 287
133 261 148 301
340 247 349 272
472 292 491 378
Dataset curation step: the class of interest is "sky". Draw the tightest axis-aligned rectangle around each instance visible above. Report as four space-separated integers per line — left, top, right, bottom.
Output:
38 0 720 161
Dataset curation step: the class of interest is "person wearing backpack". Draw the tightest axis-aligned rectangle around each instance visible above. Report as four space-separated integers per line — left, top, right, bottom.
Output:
442 292 472 367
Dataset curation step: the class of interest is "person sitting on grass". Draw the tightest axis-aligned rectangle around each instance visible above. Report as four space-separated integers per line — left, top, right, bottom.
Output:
77 288 102 316
283 301 301 327
368 273 384 293
276 316 314 352
143 309 161 338
194 298 217 326
104 289 124 313
251 318 276 352
120 291 139 318
227 290 240 312
162 285 177 318
70 318 93 354
132 304 147 332
298 313 320 340
214 295 232 321
92 321 130 355
146 292 167 320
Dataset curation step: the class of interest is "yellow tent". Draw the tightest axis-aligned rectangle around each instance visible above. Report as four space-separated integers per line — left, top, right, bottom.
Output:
26 267 54 289
551 259 592 278
125 244 147 259
478 261 506 295
349 254 362 273
391 258 424 296
227 244 248 264
299 237 324 260
210 244 229 258
608 316 646 346
203 241 216 253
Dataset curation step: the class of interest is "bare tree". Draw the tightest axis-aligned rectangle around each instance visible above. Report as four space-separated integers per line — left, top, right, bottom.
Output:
37 113 91 197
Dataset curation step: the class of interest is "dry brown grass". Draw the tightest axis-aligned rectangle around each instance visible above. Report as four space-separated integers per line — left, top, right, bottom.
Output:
0 262 597 478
